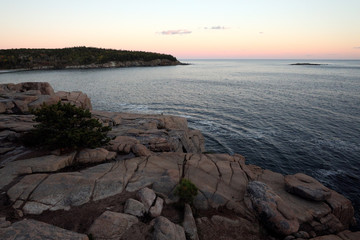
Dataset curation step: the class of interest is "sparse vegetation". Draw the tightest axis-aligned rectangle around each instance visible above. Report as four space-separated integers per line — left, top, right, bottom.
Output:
175 178 198 205
0 47 178 69
23 102 111 151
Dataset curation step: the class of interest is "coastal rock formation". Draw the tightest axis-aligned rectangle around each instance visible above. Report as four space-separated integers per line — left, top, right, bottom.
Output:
93 110 205 154
0 82 358 240
0 82 60 113
0 82 91 114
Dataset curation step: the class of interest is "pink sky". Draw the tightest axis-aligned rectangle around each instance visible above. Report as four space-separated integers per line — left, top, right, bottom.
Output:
1 0 360 59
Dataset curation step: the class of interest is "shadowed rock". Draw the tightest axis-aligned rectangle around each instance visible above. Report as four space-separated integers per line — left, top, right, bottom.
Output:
0 219 88 240
183 204 199 240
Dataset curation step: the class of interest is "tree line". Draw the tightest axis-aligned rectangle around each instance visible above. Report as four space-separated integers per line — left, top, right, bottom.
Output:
0 47 178 69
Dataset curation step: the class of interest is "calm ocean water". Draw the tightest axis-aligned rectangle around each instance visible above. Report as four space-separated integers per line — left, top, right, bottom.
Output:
1 59 360 225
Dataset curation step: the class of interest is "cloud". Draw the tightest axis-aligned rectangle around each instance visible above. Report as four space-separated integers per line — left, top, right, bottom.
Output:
204 26 228 30
159 29 192 35
354 46 360 49
259 32 264 34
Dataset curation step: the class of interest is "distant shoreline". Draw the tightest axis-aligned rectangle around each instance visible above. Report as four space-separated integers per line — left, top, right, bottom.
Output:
0 47 185 71
0 60 188 74
290 63 327 66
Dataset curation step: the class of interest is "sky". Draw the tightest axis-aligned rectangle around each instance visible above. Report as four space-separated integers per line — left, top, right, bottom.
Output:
1 0 360 59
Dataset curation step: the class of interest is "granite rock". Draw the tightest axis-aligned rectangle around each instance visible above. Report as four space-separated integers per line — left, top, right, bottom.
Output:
153 216 186 240
246 181 300 235
124 198 146 217
183 203 199 240
0 219 88 240
88 211 138 240
285 173 332 201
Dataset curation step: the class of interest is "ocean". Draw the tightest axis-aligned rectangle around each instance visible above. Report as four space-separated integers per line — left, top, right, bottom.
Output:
1 59 360 225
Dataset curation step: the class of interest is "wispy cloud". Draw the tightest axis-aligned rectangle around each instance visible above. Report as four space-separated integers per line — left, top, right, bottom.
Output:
204 26 228 30
354 46 360 49
158 29 192 35
259 32 264 34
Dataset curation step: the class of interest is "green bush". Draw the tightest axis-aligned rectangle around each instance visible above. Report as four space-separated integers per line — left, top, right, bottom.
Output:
23 102 111 151
175 178 198 205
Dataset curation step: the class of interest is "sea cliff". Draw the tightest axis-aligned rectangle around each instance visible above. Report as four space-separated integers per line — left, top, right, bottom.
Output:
0 82 359 240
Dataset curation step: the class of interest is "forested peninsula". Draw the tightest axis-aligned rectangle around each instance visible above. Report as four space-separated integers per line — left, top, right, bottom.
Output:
0 47 183 70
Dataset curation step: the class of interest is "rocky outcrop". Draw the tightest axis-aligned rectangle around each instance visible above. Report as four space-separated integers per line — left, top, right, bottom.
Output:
0 82 358 240
4 152 356 238
0 82 60 113
0 82 92 114
93 110 205 154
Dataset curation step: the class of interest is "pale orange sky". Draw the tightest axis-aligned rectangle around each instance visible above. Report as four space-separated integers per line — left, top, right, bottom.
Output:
2 0 360 59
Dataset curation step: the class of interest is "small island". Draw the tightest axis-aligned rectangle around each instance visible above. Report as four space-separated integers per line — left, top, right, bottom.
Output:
290 63 326 66
0 47 183 71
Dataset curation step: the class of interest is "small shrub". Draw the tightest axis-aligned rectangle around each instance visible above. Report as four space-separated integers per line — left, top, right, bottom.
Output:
175 178 198 205
23 101 111 151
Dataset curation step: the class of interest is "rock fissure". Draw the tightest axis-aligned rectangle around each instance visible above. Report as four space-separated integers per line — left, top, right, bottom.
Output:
229 161 235 184
90 162 117 201
236 161 250 181
24 174 50 203
181 154 189 179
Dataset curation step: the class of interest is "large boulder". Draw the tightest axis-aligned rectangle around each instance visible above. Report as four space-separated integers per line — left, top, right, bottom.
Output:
124 198 146 217
88 211 138 240
152 216 186 240
150 197 164 218
136 187 157 211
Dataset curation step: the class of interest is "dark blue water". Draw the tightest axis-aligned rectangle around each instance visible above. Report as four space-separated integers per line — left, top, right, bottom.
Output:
1 59 360 225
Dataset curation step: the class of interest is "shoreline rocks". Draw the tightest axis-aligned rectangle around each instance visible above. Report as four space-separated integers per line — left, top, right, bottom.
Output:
0 82 359 240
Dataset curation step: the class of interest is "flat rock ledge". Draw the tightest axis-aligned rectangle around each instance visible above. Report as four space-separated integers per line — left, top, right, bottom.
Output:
0 82 359 240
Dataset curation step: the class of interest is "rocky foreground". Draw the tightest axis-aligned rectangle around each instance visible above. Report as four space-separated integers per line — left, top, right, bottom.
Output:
0 82 359 240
